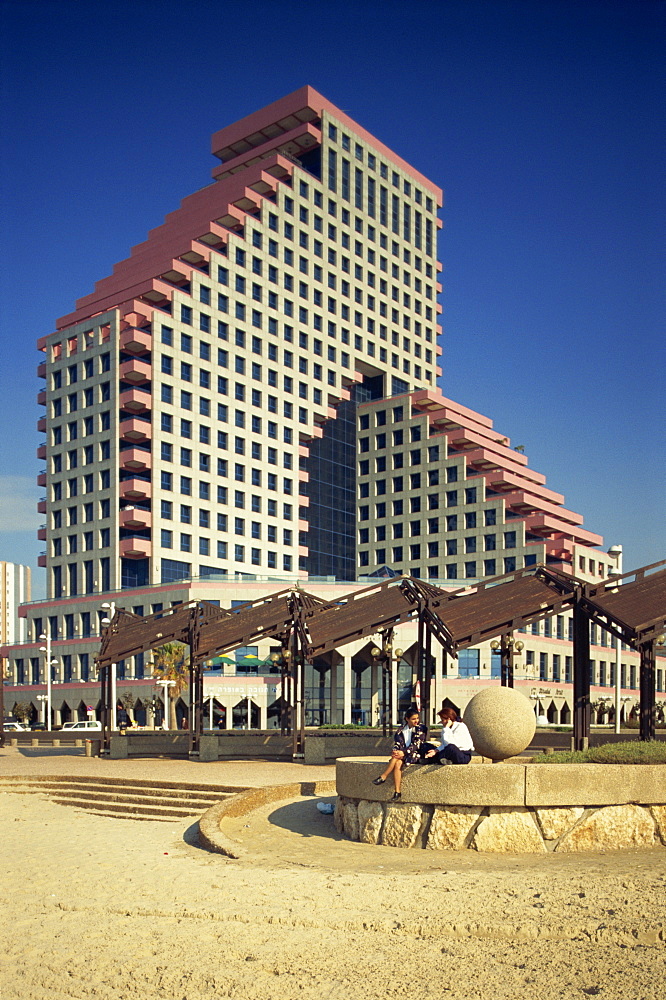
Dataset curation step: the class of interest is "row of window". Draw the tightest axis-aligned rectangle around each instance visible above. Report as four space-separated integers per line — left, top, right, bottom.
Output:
159 480 299 519
217 251 435 304
50 471 114 501
51 559 110 597
217 235 434 289
160 500 293 525
578 555 615 578
358 498 496 522
50 382 112 416
51 440 113 471
51 500 110 528
357 555 531 579
160 355 340 392
160 464 293 493
48 325 110 363
170 301 435 364
325 151 435 255
188 290 434 343
50 353 111 388
50 412 112 444
359 529 516 550
160 439 293 469
160 525 293 553
162 548 294 571
52 528 110 555
326 123 435 215
160 382 323 426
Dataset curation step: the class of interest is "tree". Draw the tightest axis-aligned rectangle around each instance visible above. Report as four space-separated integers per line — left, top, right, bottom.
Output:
119 689 136 710
149 643 190 730
13 702 33 724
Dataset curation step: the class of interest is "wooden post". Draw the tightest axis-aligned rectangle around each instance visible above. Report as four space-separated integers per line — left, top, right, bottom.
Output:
423 609 432 728
573 598 591 751
416 605 425 712
639 640 656 742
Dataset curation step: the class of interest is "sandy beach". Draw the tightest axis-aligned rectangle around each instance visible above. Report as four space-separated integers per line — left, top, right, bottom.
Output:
1 749 665 1000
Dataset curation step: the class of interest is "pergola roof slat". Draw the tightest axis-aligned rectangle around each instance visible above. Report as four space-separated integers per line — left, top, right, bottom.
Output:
436 571 578 649
583 563 666 642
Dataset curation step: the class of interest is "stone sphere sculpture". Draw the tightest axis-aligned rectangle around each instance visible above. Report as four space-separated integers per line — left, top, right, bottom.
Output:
463 686 536 760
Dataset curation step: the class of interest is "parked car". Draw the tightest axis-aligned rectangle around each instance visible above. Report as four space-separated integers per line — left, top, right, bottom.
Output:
60 720 102 731
30 722 47 731
2 721 27 732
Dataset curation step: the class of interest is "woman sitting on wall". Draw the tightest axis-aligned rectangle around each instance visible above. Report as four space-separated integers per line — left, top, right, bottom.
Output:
423 707 474 765
373 708 427 800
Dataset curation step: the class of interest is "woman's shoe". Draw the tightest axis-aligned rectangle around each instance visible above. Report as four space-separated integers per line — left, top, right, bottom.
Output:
372 776 385 785
392 791 401 801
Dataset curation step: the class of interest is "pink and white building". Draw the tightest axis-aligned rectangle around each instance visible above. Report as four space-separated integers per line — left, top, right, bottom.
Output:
3 87 662 729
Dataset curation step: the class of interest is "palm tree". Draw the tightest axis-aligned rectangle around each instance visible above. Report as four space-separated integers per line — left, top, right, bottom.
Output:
149 642 190 730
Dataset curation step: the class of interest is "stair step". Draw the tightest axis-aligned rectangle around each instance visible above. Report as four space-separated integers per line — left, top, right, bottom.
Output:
0 776 241 822
0 775 243 795
30 787 224 809
50 796 201 819
4 780 223 804
85 810 188 823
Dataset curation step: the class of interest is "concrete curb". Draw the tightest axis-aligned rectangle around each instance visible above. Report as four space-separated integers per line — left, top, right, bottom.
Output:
198 779 337 859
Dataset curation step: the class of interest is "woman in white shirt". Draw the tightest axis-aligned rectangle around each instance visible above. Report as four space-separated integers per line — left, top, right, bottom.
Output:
423 707 474 765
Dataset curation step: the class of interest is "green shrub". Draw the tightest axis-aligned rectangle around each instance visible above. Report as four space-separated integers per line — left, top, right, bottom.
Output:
529 741 666 765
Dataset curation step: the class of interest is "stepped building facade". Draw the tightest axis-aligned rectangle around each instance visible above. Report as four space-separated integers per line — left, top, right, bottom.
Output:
4 87 660 731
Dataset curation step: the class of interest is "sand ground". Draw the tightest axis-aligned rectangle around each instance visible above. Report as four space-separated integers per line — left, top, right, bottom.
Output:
1 747 664 1000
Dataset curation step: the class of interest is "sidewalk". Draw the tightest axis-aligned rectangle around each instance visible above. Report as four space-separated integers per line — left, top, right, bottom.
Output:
0 744 335 787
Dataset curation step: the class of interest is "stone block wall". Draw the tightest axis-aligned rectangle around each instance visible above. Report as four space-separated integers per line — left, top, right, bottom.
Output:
334 758 666 853
334 796 666 853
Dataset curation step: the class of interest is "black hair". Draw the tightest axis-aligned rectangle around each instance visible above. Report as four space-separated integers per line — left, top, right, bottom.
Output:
404 708 420 720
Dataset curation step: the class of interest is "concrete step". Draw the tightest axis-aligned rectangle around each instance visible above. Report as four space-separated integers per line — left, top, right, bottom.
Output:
0 775 246 822
49 795 200 820
19 785 224 810
85 809 193 823
3 780 224 808
0 774 243 794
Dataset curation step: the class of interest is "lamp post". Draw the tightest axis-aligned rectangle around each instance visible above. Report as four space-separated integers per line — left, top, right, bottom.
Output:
156 679 175 730
490 634 524 687
371 641 403 736
100 602 116 730
38 630 59 731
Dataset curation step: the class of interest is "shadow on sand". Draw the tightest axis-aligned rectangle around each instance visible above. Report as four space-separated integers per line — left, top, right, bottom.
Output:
266 796 344 841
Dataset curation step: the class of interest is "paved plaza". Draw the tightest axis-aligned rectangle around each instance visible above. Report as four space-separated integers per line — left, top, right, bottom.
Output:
1 744 665 1000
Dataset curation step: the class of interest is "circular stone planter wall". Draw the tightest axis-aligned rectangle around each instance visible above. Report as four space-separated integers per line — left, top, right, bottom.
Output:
335 757 666 853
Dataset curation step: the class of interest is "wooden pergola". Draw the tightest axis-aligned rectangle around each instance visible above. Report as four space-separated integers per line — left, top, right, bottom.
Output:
95 560 666 757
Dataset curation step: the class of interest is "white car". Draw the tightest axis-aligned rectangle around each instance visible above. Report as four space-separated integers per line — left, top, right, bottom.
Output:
60 720 102 731
3 721 27 731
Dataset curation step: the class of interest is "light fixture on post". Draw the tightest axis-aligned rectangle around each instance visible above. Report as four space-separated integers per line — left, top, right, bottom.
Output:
490 634 524 687
38 630 58 731
100 602 117 730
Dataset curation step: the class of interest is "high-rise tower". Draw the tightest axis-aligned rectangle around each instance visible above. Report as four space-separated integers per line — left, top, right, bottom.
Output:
37 87 443 598
1 87 640 729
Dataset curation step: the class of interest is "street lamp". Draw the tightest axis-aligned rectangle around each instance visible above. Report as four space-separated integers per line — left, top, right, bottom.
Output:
155 679 175 730
38 631 59 731
100 602 117 729
490 635 524 687
371 642 403 735
271 648 292 734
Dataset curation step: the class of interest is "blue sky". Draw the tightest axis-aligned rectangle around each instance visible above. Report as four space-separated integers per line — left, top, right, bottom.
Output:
1 0 663 598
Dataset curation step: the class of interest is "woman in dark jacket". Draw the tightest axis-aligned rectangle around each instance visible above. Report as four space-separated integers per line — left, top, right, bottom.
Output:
372 709 427 800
